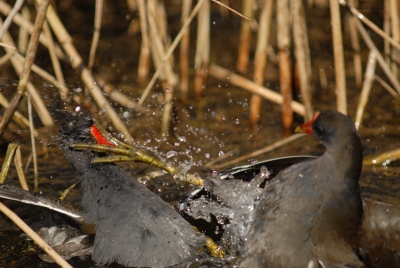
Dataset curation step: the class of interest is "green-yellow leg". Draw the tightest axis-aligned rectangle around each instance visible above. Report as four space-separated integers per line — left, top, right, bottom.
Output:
0 143 18 184
205 236 226 258
71 143 204 186
193 226 225 258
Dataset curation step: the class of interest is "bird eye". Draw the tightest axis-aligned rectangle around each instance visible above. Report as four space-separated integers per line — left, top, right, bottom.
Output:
314 126 324 135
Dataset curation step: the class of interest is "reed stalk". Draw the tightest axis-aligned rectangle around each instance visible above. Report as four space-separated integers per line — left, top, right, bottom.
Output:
40 2 132 140
250 0 274 127
383 0 391 65
0 1 64 58
180 0 192 101
13 146 29 191
42 21 68 102
355 19 400 95
277 0 293 128
236 0 254 74
139 0 207 104
209 65 305 116
330 0 347 114
0 0 51 136
355 51 376 128
18 6 29 54
137 0 151 84
291 0 313 121
88 0 103 71
0 202 72 267
389 0 399 78
194 0 210 99
347 0 362 89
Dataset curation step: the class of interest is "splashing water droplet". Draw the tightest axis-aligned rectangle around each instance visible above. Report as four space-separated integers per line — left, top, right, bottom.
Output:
166 150 177 158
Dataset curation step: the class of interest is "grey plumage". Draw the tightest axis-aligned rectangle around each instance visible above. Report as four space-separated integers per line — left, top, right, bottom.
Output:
60 115 205 267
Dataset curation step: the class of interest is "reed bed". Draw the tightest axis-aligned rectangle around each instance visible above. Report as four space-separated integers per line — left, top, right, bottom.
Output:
0 0 398 195
0 1 399 263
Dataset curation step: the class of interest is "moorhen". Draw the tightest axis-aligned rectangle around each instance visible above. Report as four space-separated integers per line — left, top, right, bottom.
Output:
239 110 365 267
60 115 205 268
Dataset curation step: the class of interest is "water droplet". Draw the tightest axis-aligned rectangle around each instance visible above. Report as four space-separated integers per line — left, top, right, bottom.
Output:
177 135 187 142
166 150 177 158
123 111 131 118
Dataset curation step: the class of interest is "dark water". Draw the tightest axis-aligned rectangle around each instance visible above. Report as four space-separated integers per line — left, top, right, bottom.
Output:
0 0 399 267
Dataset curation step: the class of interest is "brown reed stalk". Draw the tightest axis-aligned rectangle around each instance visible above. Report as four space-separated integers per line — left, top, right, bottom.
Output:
0 50 13 65
277 0 293 128
218 0 230 19
161 84 173 137
13 52 71 104
211 0 253 21
0 2 64 58
27 95 39 191
340 1 400 51
236 0 254 74
13 146 29 191
209 64 305 116
330 0 347 114
0 92 37 135
139 0 207 104
0 0 24 39
194 0 210 99
0 0 52 136
101 83 147 113
250 0 274 127
355 19 400 95
354 51 376 128
154 0 171 54
147 0 176 136
374 75 398 98
0 201 73 267
41 2 132 140
383 0 391 65
291 0 313 121
389 0 399 78
0 143 18 183
43 21 68 101
363 148 400 166
179 0 192 101
127 0 137 10
0 20 53 127
347 0 362 89
147 0 177 85
88 0 103 70
18 6 29 54
137 0 151 84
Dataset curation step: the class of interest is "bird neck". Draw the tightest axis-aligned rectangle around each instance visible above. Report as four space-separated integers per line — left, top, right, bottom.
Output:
324 135 363 183
61 145 93 175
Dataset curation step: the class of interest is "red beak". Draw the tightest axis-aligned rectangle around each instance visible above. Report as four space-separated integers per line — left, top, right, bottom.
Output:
295 112 320 134
90 125 115 146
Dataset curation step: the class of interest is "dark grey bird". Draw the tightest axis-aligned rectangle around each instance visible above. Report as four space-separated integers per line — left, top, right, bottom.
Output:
60 114 205 268
239 110 366 267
